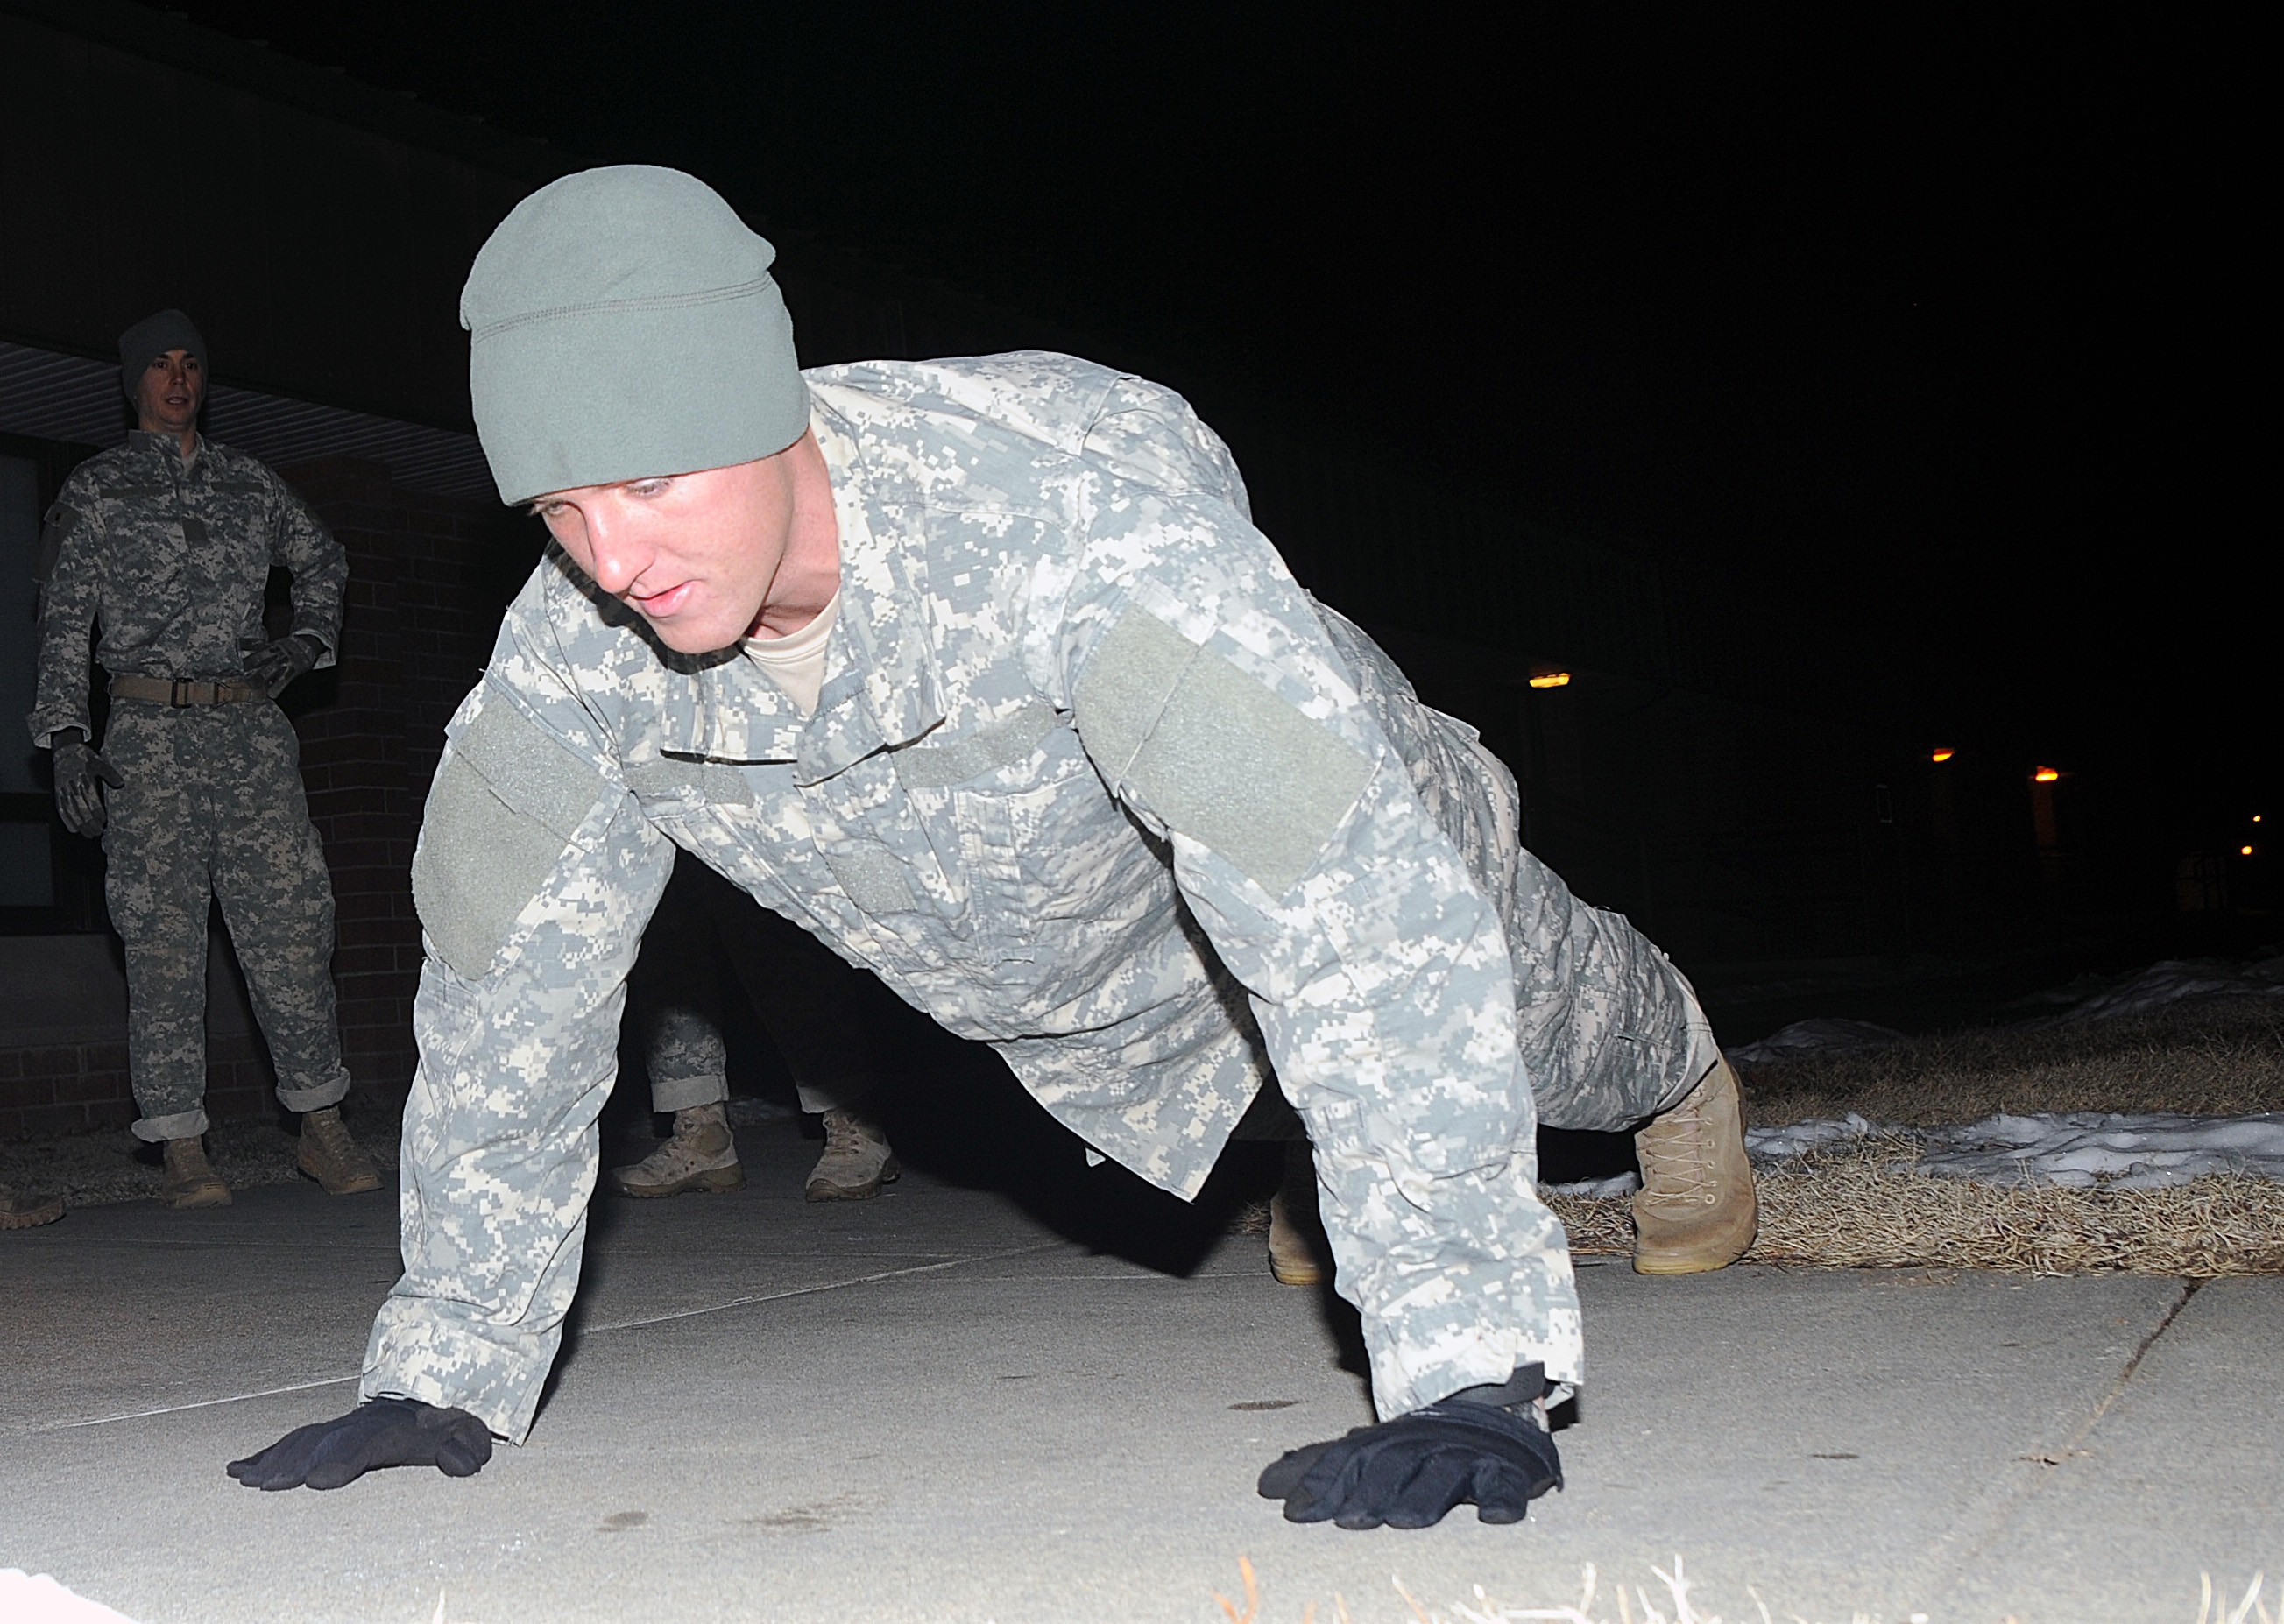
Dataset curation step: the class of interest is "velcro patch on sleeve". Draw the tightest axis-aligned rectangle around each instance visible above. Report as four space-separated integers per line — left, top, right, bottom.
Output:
1075 607 1374 899
824 847 919 915
412 696 610 978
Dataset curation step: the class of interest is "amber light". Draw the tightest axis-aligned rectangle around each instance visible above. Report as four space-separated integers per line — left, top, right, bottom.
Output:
2033 766 2061 783
2243 845 2257 858
1527 672 1572 689
1930 749 1955 763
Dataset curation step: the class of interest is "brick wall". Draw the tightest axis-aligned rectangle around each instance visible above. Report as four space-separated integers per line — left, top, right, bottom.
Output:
278 458 528 1107
0 458 525 1139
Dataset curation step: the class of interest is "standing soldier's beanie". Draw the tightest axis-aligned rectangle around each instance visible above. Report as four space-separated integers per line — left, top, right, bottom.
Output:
460 166 807 505
117 309 206 399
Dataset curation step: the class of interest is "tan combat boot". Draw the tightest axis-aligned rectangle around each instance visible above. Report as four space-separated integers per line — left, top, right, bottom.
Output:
1267 1140 1328 1287
161 1137 231 1208
2 1182 64 1229
803 1107 899 1202
1631 1055 1757 1274
607 1101 745 1197
298 1106 383 1195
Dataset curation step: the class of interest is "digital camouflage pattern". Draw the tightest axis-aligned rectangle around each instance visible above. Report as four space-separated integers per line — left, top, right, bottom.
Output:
32 430 351 1138
367 354 1715 1440
31 431 344 747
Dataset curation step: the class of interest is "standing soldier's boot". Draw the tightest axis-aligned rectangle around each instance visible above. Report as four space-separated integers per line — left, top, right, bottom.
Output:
1267 1139 1328 1287
2 1183 65 1229
1630 1055 1757 1274
161 1137 231 1208
804 1107 899 1202
607 1101 745 1197
298 1106 382 1195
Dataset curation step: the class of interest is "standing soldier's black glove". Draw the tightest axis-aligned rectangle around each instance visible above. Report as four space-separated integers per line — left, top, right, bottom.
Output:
227 1397 494 1490
1256 1363 1563 1529
244 633 324 696
51 731 124 838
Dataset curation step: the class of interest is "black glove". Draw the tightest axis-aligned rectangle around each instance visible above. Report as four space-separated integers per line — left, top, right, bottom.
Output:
1257 1369 1562 1529
226 1397 493 1491
243 633 322 696
52 732 123 838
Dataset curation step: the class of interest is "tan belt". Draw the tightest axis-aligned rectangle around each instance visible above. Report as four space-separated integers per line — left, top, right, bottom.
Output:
110 674 269 706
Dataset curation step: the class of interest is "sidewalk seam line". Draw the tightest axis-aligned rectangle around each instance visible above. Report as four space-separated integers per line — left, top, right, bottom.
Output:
37 1241 1065 1433
576 1242 1064 1335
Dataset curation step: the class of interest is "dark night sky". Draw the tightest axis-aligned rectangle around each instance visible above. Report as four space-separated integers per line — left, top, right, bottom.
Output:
170 4 2273 837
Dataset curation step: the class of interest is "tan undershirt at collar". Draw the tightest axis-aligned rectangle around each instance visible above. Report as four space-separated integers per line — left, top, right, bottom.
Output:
743 590 839 717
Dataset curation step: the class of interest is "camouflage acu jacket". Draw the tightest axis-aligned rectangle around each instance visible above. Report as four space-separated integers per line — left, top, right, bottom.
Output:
30 430 345 747
412 353 1527 1201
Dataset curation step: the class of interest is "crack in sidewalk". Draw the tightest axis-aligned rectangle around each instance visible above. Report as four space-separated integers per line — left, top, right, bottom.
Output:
1925 1276 2204 1594
36 1241 1066 1435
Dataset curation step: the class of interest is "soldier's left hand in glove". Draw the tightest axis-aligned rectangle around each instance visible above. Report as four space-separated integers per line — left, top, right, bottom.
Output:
1257 1364 1563 1529
227 1397 494 1490
51 731 124 839
243 633 324 696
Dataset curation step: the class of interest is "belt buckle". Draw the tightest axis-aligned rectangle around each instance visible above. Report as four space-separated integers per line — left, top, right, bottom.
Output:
170 678 194 707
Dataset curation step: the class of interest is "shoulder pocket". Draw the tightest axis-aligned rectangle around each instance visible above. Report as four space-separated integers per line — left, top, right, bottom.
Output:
412 695 611 978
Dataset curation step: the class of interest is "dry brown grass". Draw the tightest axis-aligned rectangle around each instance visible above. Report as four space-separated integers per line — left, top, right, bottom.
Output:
1632 995 2284 1276
1736 995 2284 1127
1231 999 2284 1274
1551 1133 2284 1276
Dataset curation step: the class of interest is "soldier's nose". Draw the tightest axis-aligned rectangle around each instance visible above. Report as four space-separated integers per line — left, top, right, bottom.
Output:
584 523 652 595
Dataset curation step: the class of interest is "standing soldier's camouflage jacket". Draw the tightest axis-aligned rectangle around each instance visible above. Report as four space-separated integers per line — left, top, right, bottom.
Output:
30 430 344 746
371 353 1715 1441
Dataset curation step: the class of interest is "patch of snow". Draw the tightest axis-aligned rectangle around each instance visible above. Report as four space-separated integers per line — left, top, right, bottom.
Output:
1545 1172 1640 1198
2040 958 2284 1025
1744 1108 2284 1190
1919 1111 2284 1189
1729 1018 1906 1063
1744 1113 1883 1160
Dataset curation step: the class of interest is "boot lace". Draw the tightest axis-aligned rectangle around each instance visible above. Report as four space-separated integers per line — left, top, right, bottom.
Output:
1637 1107 1718 1205
304 1110 356 1162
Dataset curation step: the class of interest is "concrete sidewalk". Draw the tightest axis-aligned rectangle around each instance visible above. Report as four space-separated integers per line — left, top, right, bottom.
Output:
2 1118 2274 1624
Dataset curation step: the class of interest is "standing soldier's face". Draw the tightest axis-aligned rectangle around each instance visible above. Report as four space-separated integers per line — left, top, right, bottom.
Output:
530 442 810 655
133 349 203 436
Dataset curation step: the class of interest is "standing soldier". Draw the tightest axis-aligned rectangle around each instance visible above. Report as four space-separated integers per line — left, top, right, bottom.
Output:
28 310 381 1209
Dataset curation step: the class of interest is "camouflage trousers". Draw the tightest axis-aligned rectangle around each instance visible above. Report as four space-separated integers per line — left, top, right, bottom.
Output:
1290 609 1720 1406
633 851 903 1115
100 699 351 1140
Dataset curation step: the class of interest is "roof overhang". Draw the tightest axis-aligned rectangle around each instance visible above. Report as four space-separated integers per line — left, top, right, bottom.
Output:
0 339 496 503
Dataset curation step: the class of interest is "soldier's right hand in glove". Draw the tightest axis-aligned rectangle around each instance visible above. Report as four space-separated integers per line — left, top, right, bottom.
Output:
1257 1372 1563 1529
51 732 123 838
226 1397 494 1490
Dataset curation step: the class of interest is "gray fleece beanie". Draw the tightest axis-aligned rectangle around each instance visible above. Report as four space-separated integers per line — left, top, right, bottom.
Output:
461 166 808 505
118 309 206 399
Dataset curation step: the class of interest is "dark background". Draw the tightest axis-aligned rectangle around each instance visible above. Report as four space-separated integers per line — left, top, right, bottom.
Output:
156 3 2272 856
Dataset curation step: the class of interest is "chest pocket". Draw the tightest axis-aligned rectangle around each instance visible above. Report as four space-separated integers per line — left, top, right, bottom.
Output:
937 705 1147 929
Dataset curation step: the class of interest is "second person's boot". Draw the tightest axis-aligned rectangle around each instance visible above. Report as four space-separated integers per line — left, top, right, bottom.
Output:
1631 1055 1757 1274
607 1101 745 1197
804 1107 899 1201
1267 1140 1329 1287
298 1106 383 1196
160 1136 231 1209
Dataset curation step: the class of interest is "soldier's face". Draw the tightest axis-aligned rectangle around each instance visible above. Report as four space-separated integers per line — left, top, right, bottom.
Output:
133 350 203 436
532 450 802 654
